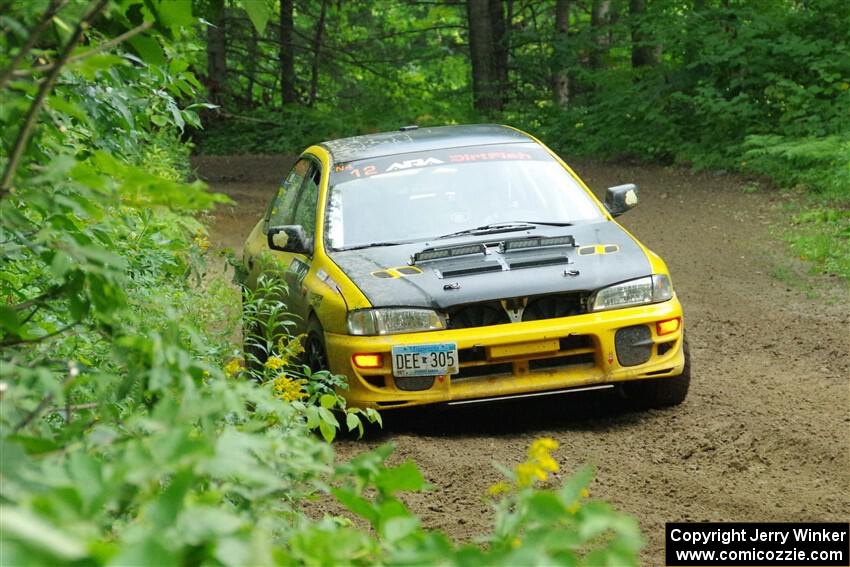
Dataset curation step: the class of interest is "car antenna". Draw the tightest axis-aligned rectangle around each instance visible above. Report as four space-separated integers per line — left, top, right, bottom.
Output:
399 125 419 132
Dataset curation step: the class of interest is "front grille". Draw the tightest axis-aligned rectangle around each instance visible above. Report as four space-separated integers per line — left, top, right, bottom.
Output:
529 352 595 370
615 325 652 366
523 294 584 321
453 334 596 381
447 293 587 329
448 303 510 329
454 363 512 380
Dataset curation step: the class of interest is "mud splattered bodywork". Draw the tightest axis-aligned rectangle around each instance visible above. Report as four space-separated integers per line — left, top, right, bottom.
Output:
242 124 689 409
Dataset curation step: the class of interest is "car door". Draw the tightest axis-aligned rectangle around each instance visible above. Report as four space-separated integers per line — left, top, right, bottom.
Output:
279 159 322 330
244 158 315 331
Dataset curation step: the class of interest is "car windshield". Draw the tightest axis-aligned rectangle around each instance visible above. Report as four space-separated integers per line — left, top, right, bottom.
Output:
325 143 604 250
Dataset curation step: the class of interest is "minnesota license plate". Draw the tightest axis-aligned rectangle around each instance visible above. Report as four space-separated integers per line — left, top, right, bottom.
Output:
391 343 459 377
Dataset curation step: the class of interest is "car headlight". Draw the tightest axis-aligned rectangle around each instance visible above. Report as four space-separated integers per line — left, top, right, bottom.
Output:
347 308 447 335
590 275 673 312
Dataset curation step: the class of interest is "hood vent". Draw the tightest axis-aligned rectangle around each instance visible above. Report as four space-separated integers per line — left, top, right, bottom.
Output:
506 254 568 270
439 262 503 278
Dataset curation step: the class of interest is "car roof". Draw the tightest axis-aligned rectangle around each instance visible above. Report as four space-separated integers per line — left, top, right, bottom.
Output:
319 124 534 163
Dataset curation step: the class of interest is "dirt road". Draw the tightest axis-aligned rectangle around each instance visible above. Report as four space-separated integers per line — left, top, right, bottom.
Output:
194 153 849 564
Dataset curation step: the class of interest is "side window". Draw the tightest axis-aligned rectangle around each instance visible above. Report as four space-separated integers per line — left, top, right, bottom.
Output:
292 163 321 241
266 159 311 228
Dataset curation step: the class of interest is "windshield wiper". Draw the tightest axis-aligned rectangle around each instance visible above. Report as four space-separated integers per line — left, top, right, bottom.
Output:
435 221 572 240
510 220 574 227
336 241 409 251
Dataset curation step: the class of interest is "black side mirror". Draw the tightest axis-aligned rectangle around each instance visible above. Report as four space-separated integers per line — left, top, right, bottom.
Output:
604 183 639 217
267 225 312 254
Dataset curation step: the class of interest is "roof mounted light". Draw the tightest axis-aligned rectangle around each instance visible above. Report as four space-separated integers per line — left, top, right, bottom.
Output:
504 235 575 251
414 243 486 263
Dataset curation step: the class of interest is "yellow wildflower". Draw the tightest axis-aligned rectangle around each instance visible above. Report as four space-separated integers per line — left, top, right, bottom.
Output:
513 437 560 487
528 437 560 473
516 462 548 487
224 358 242 378
488 482 511 497
265 356 285 371
839 82 849 90
273 375 307 402
193 233 211 251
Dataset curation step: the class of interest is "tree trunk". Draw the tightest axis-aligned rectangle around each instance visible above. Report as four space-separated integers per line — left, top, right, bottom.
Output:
489 0 508 105
630 0 657 68
466 0 501 113
206 0 227 105
279 0 297 105
552 0 570 107
308 0 328 106
590 0 611 69
245 23 259 107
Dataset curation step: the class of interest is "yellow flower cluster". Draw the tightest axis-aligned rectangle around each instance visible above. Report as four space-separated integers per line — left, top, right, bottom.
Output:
264 356 285 370
224 358 242 378
273 375 307 402
488 437 562 496
193 232 211 251
515 437 560 487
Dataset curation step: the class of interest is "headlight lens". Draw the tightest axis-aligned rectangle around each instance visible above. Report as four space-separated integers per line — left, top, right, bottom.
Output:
591 275 673 312
347 308 447 335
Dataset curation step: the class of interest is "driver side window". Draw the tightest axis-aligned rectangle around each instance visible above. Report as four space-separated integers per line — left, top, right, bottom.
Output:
266 159 311 229
293 164 321 241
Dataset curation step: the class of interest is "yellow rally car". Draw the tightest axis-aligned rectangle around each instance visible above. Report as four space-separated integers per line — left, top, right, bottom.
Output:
242 125 689 410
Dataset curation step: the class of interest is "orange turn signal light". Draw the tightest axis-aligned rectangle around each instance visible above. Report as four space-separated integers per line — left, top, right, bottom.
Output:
656 317 681 336
353 353 384 369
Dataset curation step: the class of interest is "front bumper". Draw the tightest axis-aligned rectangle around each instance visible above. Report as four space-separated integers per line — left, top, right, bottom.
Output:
325 297 685 409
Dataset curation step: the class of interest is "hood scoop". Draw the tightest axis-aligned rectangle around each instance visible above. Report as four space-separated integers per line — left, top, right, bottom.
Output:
439 262 503 278
507 253 569 270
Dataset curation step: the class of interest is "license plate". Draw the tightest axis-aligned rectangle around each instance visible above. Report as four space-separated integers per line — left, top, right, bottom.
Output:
391 343 459 377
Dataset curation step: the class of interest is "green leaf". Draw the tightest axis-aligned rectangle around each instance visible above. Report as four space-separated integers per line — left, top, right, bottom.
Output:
345 411 360 432
154 0 193 32
320 393 337 409
244 0 272 34
47 95 89 123
318 419 336 442
331 488 379 525
527 492 566 522
147 469 193 528
380 516 420 543
559 465 593 505
0 507 87 560
0 305 20 335
128 34 166 66
375 460 426 494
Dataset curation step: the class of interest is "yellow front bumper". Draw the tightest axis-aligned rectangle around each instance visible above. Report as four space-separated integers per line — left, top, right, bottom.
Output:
325 298 685 409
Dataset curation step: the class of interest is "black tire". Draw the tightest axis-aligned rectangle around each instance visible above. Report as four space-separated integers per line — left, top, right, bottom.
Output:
625 335 691 409
303 317 329 373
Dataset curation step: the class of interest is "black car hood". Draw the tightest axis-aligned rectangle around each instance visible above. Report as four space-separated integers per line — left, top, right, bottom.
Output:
329 221 651 309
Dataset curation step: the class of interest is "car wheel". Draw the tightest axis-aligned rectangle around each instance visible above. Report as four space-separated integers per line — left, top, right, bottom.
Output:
303 317 329 373
625 335 691 409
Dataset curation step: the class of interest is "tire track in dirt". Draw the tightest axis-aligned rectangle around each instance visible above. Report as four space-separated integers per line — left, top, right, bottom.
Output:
195 154 849 564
